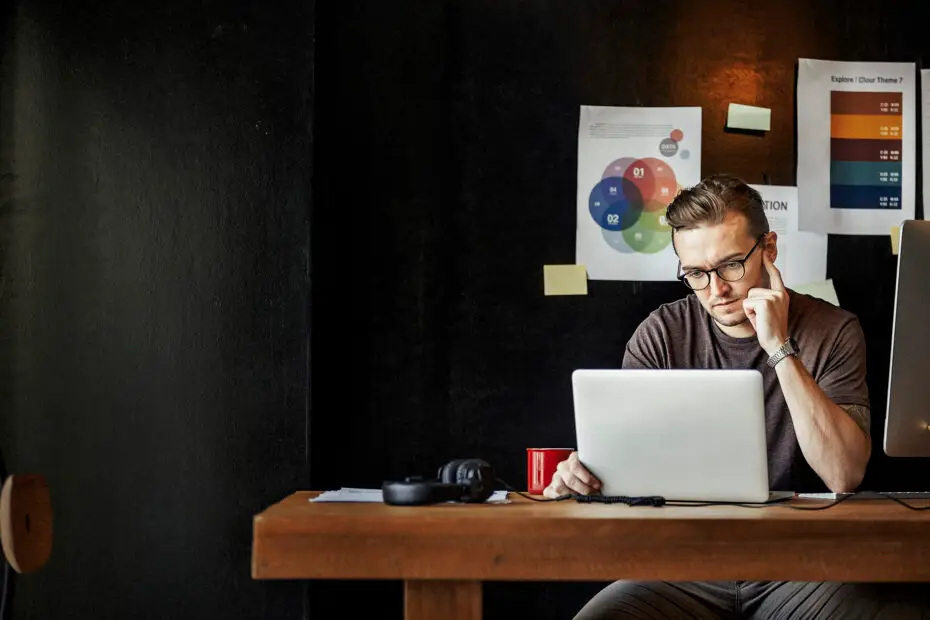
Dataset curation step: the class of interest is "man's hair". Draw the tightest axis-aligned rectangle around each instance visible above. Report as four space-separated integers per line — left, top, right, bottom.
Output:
666 174 769 250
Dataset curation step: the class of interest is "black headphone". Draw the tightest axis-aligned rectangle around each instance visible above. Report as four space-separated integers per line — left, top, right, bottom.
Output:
382 458 495 506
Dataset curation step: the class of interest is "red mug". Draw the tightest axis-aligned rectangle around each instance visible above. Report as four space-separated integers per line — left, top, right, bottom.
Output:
526 448 574 495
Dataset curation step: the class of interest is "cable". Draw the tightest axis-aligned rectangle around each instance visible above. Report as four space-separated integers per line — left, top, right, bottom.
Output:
659 492 930 511
497 478 930 511
563 494 852 510
874 492 930 511
573 494 667 507
660 494 853 510
496 478 861 510
497 478 698 507
495 478 573 502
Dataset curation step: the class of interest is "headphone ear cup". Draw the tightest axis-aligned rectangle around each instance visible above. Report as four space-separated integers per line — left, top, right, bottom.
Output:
439 459 467 485
456 458 494 502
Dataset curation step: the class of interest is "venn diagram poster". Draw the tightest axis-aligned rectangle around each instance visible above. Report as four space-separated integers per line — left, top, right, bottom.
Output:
576 105 702 281
797 59 916 235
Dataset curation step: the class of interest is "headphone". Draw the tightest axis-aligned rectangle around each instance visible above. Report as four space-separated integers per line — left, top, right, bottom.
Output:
382 458 495 506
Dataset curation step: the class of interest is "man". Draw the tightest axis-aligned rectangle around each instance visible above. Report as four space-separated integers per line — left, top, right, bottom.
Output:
544 175 928 619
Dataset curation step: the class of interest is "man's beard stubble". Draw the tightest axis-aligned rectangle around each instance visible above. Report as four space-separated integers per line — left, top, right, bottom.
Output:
713 311 750 327
707 298 750 327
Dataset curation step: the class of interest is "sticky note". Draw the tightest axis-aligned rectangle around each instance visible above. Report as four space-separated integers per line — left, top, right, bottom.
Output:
792 279 840 307
726 103 771 131
891 225 901 255
544 265 587 296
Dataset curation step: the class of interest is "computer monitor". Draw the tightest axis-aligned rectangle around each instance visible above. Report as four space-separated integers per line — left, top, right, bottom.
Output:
884 219 930 456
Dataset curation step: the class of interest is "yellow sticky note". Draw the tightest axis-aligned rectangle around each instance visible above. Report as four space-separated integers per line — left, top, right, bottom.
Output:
891 225 901 255
544 265 587 296
727 103 771 131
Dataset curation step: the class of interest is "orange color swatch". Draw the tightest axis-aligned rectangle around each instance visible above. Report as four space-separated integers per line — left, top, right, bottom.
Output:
831 114 902 140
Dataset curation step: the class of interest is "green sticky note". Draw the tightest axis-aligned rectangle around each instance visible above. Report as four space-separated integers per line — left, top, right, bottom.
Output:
891 225 901 255
727 103 771 131
544 265 588 296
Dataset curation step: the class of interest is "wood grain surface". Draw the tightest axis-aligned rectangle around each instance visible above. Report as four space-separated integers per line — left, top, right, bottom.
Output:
404 580 481 620
252 492 930 582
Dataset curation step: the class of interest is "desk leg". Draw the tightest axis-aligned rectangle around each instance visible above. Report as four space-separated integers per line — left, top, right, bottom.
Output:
404 580 482 620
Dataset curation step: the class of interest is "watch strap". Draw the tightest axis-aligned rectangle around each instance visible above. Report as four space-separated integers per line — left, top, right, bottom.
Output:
767 337 798 368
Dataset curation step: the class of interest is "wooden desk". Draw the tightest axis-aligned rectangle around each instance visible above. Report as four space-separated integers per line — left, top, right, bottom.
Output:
252 492 930 620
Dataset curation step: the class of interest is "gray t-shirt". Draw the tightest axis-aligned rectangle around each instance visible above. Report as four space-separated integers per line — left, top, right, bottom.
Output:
622 290 870 492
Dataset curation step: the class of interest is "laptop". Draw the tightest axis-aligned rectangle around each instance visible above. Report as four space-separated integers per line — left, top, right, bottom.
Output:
571 368 789 503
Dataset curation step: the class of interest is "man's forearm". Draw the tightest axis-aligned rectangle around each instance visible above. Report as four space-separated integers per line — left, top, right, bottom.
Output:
775 356 871 493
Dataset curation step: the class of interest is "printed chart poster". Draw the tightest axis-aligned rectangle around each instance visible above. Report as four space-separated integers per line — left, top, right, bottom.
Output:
576 105 702 281
797 58 916 235
749 185 828 288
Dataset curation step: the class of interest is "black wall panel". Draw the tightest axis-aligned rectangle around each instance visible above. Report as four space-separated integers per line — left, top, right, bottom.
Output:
0 1 312 618
311 2 930 618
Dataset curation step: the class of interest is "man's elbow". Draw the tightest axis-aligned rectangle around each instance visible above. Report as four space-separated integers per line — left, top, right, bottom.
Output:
825 444 871 494
825 475 861 494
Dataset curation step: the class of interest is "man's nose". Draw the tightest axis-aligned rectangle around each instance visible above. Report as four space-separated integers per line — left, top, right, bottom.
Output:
709 271 730 297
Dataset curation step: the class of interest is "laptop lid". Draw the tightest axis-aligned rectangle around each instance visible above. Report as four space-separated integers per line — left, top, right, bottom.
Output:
571 368 770 503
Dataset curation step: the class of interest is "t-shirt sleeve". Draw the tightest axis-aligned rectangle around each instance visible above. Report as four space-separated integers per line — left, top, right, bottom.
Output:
622 314 669 370
817 316 871 423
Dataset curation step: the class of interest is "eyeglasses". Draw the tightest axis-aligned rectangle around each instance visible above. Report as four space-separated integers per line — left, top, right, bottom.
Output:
677 235 765 291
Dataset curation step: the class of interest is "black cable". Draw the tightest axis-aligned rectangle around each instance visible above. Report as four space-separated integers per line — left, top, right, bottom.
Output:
874 492 930 511
497 478 930 511
573 494 667 507
660 494 853 510
564 494 854 509
496 478 864 510
495 478 573 502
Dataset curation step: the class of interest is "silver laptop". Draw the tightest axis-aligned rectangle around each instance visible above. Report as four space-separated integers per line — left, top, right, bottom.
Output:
572 368 778 503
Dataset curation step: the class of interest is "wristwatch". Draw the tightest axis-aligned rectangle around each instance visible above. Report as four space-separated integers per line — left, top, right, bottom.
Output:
767 337 800 368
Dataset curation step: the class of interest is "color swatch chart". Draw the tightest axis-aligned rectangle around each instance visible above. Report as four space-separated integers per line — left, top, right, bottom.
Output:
829 91 902 209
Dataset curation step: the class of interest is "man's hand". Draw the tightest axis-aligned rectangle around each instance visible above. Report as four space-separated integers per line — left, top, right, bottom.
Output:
542 452 601 498
742 248 790 355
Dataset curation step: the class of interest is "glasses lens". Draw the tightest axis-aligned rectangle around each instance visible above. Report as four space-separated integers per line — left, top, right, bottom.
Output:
717 262 745 282
683 272 709 290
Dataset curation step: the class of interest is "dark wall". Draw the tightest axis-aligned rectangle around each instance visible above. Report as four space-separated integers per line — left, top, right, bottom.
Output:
311 1 930 618
0 1 312 619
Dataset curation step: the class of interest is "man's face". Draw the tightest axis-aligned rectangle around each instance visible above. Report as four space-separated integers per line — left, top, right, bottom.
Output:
674 213 772 328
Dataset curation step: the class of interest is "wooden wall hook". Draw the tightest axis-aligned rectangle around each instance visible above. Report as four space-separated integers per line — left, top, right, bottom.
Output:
0 474 53 573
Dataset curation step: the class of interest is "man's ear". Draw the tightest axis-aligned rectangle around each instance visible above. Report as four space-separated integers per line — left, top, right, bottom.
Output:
765 231 779 263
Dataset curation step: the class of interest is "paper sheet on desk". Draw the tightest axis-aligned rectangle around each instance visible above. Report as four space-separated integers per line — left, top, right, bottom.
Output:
311 488 511 503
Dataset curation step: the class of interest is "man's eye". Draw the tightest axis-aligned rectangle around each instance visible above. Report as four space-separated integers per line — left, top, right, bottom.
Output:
720 262 742 271
685 271 704 279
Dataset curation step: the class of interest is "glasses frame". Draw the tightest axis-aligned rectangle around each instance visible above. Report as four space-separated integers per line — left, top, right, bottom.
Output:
677 234 766 291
